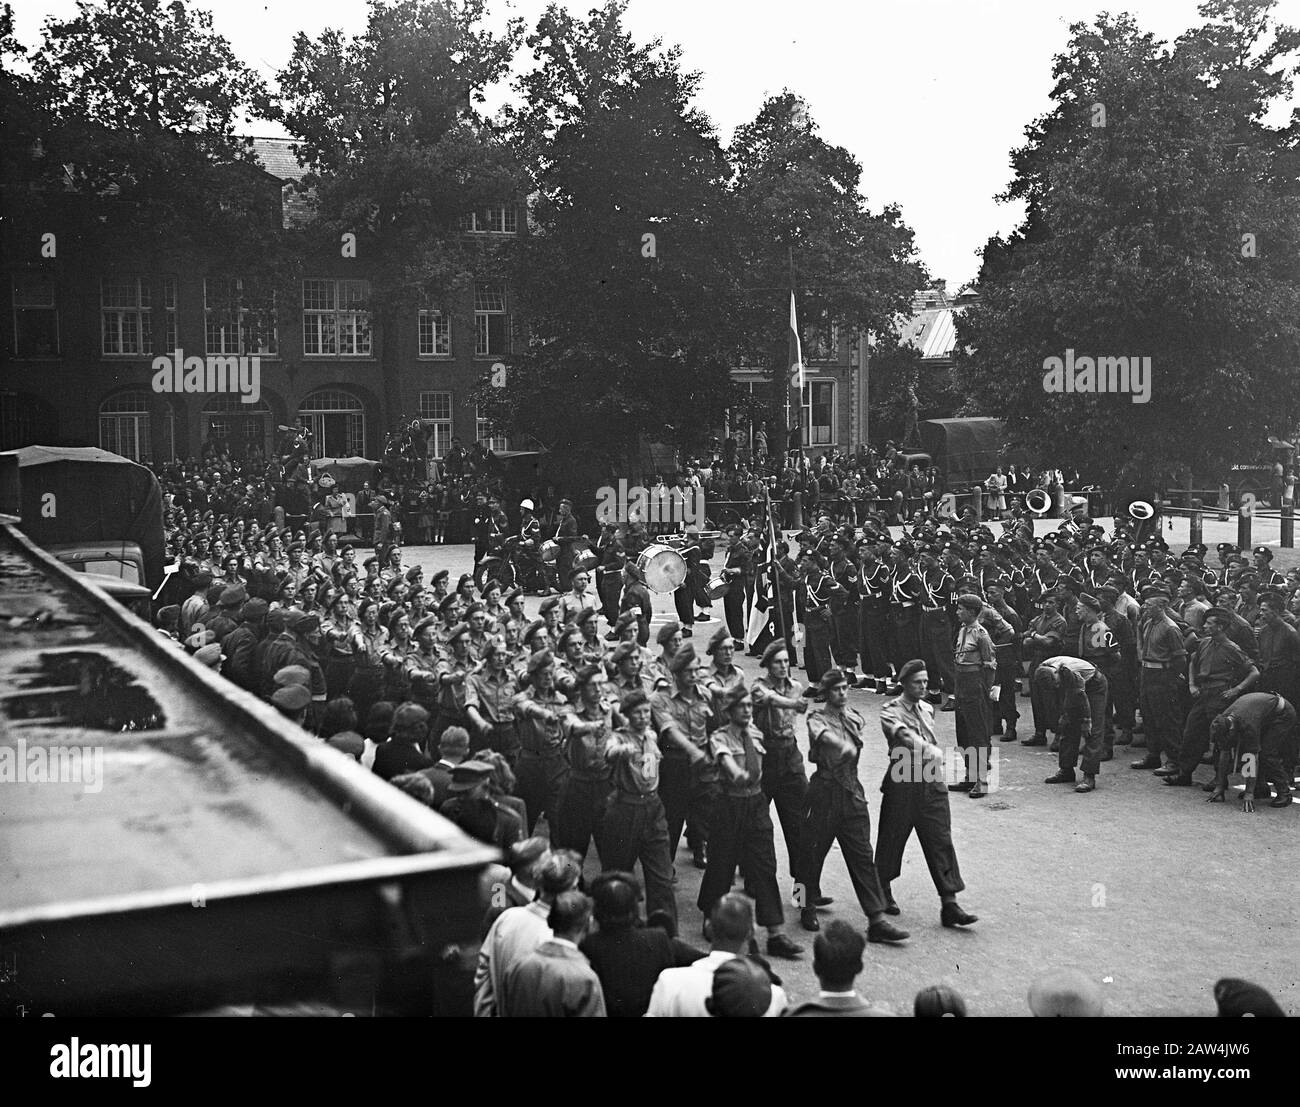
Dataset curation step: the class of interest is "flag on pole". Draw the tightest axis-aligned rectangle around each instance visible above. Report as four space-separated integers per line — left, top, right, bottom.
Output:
788 292 804 452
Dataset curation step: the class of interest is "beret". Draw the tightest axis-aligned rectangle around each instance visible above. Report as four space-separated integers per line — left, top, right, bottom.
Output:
464 601 486 617
430 569 449 584
539 596 560 614
557 628 583 650
620 689 650 712
706 626 734 655
527 648 555 674
720 684 751 712
271 683 312 712
573 607 597 627
446 621 471 642
437 594 460 613
760 640 790 667
656 621 682 646
156 604 181 625
412 615 438 638
666 642 698 674
219 584 247 607
288 611 320 634
803 668 849 698
1253 546 1273 559
615 611 640 631
523 619 548 643
194 643 223 668
610 641 639 663
502 588 523 606
273 664 311 687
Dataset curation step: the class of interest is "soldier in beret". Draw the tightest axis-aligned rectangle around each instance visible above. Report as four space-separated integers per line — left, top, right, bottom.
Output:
650 642 720 869
1131 586 1188 771
795 670 909 944
554 664 618 862
699 685 803 960
512 649 571 836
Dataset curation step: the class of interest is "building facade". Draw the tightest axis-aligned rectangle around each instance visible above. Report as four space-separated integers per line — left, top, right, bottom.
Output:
2 138 521 464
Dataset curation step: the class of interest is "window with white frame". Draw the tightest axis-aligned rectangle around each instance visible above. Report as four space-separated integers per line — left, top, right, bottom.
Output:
804 317 838 361
418 296 450 356
476 405 508 452
474 282 509 357
99 390 174 463
302 278 371 356
418 391 454 458
802 380 835 446
162 277 177 352
101 278 152 355
462 206 518 234
205 278 277 355
12 273 59 357
297 389 365 458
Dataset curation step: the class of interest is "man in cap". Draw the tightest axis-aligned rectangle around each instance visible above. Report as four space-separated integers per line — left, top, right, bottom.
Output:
516 498 547 594
856 539 894 684
602 691 683 927
795 669 910 944
432 622 475 744
270 681 311 725
953 594 996 797
877 659 978 921
1206 691 1295 810
751 640 811 892
1162 611 1259 788
619 563 654 646
699 685 804 959
800 551 836 683
474 849 583 1017
1252 545 1285 588
498 890 606 1018
648 620 684 690
554 664 618 862
1131 585 1188 770
917 546 957 707
440 759 523 848
205 584 246 644
512 649 571 836
608 639 652 698
259 610 327 720
548 498 581 599
650 642 721 869
1021 592 1067 747
703 626 746 710
465 639 521 766
1254 592 1300 711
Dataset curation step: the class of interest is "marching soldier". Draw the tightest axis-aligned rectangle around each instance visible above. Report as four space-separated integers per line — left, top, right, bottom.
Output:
650 643 720 869
554 664 618 861
512 649 572 836
952 594 996 798
877 659 978 927
465 639 522 766
795 669 910 945
699 685 804 959
432 622 476 744
603 690 685 927
751 640 813 894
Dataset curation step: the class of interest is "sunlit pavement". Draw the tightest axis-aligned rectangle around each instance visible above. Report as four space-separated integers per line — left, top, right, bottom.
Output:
405 532 1299 1016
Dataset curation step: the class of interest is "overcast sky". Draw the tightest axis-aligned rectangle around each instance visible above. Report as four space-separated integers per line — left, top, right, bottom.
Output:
13 0 1300 288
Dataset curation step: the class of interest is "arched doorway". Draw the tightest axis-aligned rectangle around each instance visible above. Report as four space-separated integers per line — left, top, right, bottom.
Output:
297 389 365 458
203 394 273 459
98 390 175 463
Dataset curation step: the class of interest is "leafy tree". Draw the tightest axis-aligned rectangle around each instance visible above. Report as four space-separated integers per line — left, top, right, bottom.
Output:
22 0 271 259
957 2 1300 490
267 0 524 420
729 92 926 455
481 0 744 478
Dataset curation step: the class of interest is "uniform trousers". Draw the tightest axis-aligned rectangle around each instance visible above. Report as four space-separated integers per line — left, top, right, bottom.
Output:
597 571 622 626
553 773 612 862
803 610 833 682
1138 666 1186 759
858 601 893 677
830 603 860 672
796 778 889 917
875 777 965 895
698 792 784 928
724 584 747 640
954 668 993 782
659 754 718 858
673 585 696 629
347 664 385 725
1026 658 1056 737
475 720 520 768
515 748 569 836
1170 685 1233 779
760 741 809 879
600 793 677 927
1055 672 1109 777
890 606 922 672
920 610 956 694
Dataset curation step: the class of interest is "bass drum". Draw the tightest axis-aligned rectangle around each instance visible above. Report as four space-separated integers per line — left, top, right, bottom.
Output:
636 543 688 594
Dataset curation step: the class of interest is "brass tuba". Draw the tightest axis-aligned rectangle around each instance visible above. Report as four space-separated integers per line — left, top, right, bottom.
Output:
1025 488 1052 515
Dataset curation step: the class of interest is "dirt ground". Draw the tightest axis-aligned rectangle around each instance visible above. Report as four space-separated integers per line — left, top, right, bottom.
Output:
409 525 1299 1017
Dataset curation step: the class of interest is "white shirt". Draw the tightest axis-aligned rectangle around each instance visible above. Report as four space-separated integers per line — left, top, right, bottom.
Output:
644 950 788 1018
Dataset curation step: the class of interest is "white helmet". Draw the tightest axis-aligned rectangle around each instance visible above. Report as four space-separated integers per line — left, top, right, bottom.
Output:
520 498 535 511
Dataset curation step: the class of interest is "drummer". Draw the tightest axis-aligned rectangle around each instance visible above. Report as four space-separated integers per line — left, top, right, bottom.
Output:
619 562 654 647
559 566 599 625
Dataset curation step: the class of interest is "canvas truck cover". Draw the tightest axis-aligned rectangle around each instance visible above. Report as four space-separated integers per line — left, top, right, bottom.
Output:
1 445 165 588
919 418 1006 486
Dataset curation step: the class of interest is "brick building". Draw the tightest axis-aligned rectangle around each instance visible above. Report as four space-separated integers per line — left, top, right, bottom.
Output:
2 138 522 464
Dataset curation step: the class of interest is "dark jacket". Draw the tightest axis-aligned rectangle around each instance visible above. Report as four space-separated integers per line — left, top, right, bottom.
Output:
581 925 705 1018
